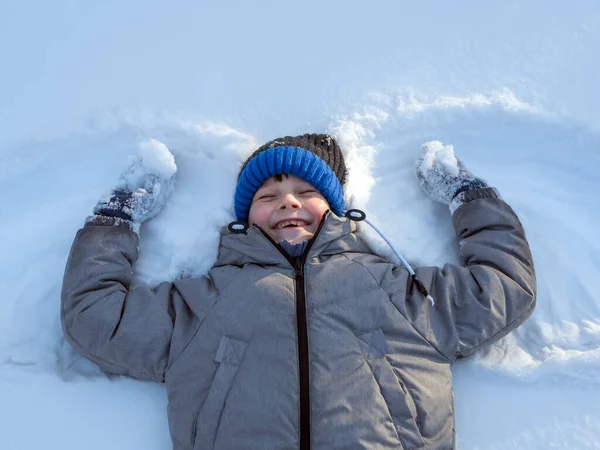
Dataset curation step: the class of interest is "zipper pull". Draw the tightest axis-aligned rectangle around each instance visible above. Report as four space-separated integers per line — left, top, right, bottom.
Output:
293 257 304 279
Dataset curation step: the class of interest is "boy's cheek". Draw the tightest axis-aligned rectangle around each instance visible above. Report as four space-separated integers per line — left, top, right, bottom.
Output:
248 205 270 228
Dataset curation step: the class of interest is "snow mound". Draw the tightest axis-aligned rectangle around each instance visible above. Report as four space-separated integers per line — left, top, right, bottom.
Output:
418 141 460 177
93 139 178 225
122 138 177 189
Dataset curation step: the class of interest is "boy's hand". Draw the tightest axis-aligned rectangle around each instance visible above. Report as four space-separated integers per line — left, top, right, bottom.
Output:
415 141 487 207
94 139 177 224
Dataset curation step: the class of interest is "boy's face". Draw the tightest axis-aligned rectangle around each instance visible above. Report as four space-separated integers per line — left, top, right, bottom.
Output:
248 174 330 245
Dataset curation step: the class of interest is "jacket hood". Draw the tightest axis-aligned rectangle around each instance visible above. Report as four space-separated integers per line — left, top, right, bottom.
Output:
216 212 371 268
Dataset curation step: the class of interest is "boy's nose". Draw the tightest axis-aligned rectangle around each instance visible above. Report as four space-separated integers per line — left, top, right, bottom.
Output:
279 194 301 209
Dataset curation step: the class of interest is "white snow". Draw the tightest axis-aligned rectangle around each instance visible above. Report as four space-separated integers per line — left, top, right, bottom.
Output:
106 139 178 225
419 141 460 178
414 140 471 209
127 139 177 187
2 1 600 449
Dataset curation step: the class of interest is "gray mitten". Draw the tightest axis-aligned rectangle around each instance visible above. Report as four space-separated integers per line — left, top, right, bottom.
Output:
93 139 177 226
415 141 489 213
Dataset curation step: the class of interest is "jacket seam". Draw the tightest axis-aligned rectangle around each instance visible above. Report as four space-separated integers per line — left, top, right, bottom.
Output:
63 327 151 380
165 318 203 376
166 283 224 375
456 291 536 358
341 254 451 363
60 293 147 377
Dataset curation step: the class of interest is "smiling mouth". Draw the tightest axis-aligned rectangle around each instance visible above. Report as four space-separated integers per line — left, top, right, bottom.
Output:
273 219 310 230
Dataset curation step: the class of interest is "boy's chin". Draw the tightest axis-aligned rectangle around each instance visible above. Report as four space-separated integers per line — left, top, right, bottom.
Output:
272 228 313 245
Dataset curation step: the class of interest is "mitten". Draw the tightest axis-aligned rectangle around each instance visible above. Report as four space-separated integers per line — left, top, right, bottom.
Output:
415 141 490 213
92 139 177 226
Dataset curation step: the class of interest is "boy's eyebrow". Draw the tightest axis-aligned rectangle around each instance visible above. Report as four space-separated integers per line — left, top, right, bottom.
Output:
255 184 275 193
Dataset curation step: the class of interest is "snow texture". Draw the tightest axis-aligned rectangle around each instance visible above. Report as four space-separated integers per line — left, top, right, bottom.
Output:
415 140 488 212
1 1 600 449
94 139 177 225
118 138 177 190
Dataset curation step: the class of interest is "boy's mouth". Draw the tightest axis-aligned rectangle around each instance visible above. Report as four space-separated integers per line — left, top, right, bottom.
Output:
273 219 310 230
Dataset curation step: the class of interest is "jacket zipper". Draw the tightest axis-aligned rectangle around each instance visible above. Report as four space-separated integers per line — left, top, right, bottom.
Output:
255 212 328 450
293 256 311 450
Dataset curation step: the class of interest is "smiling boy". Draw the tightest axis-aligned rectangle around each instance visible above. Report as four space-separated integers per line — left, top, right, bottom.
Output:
249 174 329 245
62 133 536 449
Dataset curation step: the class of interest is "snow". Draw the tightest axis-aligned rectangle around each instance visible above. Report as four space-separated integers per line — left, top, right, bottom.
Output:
1 1 600 448
418 141 461 178
414 140 484 212
94 139 178 225
128 139 177 186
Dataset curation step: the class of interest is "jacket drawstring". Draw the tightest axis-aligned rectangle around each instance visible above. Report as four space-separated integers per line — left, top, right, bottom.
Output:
345 209 435 306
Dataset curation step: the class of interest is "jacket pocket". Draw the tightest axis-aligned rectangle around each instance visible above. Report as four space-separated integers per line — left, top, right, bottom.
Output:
356 328 425 449
192 336 248 450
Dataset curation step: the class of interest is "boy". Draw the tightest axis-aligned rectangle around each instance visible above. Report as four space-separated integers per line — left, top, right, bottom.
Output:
61 134 536 449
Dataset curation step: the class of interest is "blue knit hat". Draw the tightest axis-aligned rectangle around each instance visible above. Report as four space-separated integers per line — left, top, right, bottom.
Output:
235 134 347 222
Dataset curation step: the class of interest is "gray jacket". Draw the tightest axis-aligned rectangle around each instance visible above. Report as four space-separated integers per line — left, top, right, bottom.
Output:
61 188 536 449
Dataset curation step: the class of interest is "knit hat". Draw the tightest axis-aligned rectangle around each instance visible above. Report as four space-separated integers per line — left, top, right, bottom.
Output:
234 133 347 222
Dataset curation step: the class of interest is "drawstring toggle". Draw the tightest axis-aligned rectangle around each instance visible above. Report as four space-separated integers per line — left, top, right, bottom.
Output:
345 209 435 307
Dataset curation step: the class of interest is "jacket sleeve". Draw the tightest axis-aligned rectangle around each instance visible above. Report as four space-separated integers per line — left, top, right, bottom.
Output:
61 216 178 382
405 188 537 361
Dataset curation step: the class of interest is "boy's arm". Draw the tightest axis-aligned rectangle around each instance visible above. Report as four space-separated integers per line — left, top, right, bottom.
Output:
402 141 536 360
61 218 177 381
410 188 536 360
61 141 180 381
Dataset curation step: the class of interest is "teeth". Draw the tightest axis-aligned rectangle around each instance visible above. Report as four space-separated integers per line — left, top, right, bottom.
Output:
275 219 307 229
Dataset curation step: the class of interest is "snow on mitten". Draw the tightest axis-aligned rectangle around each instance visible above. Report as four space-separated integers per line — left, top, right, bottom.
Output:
415 141 489 214
93 139 177 227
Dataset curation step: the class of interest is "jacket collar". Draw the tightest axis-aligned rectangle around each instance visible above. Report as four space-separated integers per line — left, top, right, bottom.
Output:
215 211 371 268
